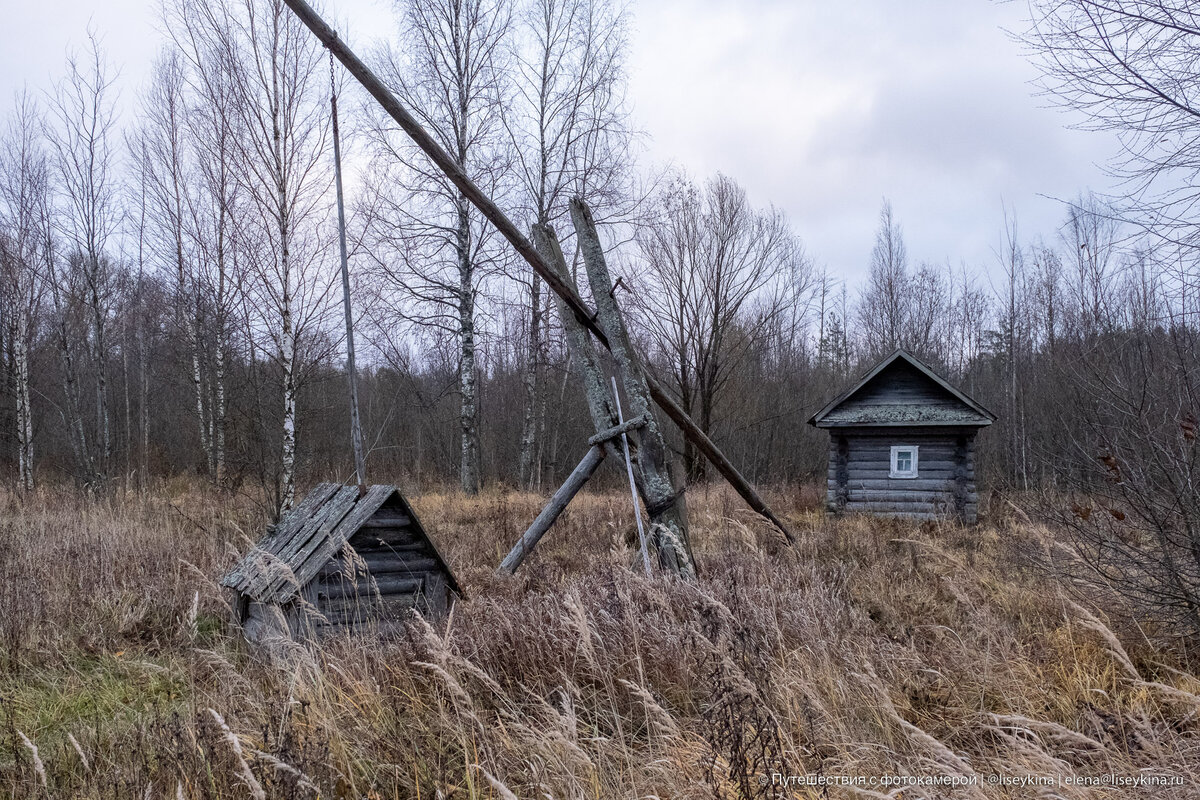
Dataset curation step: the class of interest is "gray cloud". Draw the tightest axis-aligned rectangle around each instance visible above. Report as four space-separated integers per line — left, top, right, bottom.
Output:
3 0 1120 287
627 0 1120 283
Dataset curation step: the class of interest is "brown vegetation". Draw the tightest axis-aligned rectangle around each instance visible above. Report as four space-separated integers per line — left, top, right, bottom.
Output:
3 484 1200 798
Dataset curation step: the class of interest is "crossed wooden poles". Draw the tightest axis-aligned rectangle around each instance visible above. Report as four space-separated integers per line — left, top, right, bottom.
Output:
498 412 649 575
279 0 797 572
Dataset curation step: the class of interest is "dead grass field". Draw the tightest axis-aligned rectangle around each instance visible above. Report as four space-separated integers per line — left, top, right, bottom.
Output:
2 482 1200 798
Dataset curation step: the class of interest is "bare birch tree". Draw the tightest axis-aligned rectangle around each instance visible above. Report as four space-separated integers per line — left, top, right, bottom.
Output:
366 0 512 494
186 0 335 510
505 0 632 489
0 93 50 491
45 31 121 486
134 49 218 476
164 0 248 486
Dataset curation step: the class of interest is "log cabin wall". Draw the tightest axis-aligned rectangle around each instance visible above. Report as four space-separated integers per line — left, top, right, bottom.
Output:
810 350 996 524
306 498 452 632
826 427 979 522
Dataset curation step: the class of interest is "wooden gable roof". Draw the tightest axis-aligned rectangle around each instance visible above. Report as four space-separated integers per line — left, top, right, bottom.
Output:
808 349 996 428
221 483 461 604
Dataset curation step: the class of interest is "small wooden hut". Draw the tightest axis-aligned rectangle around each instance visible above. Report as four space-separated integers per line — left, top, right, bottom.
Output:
221 483 461 642
808 350 996 523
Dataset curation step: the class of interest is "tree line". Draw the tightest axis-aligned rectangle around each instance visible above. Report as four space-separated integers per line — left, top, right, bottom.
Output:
0 0 1195 556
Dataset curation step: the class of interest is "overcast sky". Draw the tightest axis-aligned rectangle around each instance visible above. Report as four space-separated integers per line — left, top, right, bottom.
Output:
1 0 1118 287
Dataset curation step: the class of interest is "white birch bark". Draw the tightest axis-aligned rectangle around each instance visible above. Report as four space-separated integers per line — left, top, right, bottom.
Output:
458 197 480 494
14 309 33 491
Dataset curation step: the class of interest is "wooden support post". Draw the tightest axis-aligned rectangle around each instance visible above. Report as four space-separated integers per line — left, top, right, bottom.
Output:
330 64 367 488
532 225 621 445
588 414 650 446
279 0 795 546
613 377 653 578
571 200 695 578
498 445 606 575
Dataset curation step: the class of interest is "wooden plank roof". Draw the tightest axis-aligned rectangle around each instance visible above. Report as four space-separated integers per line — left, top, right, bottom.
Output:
221 483 461 604
808 349 997 428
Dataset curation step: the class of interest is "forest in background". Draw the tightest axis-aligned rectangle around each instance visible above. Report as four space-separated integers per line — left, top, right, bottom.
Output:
0 0 1194 516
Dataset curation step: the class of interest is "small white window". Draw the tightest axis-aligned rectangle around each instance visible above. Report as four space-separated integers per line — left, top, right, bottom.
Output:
890 445 919 478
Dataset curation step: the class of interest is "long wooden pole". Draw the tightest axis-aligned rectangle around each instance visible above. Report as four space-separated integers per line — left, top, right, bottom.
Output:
613 378 652 577
330 57 367 488
279 0 795 545
498 444 605 575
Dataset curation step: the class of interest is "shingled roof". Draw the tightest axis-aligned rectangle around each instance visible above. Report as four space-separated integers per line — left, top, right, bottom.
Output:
221 483 461 604
808 349 996 428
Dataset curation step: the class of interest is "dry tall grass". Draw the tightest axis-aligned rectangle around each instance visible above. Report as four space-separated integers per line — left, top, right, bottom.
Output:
1 483 1199 798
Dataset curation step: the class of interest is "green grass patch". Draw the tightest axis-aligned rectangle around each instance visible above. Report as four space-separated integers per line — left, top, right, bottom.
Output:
0 652 189 740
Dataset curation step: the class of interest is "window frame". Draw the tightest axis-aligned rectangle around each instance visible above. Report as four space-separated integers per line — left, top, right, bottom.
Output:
889 445 919 479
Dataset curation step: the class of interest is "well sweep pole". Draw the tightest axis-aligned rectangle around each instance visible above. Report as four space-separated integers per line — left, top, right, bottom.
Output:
279 0 794 544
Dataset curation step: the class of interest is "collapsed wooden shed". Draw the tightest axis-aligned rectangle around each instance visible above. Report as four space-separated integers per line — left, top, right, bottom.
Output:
221 483 461 642
808 350 997 523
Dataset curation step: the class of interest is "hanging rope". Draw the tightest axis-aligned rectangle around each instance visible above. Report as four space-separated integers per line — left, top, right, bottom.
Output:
330 49 369 488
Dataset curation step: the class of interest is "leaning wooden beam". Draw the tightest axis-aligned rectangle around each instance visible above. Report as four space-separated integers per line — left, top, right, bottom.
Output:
531 225 621 445
498 445 606 575
571 199 695 578
613 377 653 578
588 414 650 446
280 0 795 545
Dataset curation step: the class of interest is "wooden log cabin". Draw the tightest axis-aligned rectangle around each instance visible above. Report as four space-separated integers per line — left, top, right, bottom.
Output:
808 350 996 523
221 484 461 643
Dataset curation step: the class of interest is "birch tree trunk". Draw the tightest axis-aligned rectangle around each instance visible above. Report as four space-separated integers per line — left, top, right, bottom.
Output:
280 239 297 510
0 94 43 493
457 196 481 495
44 240 93 483
14 308 33 491
517 273 543 488
139 298 150 490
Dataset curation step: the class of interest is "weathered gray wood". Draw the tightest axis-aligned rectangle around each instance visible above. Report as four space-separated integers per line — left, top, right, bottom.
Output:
812 353 997 428
274 484 393 601
847 492 953 506
498 444 606 575
320 594 418 625
846 461 959 471
613 376 653 578
261 485 361 601
349 539 426 554
835 435 849 510
850 479 955 491
225 483 462 646
222 483 341 591
317 554 440 578
822 418 983 522
350 524 421 548
421 571 450 619
570 200 698 575
242 601 292 648
588 413 650 446
359 515 412 528
532 226 622 451
318 574 423 600
846 501 949 513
